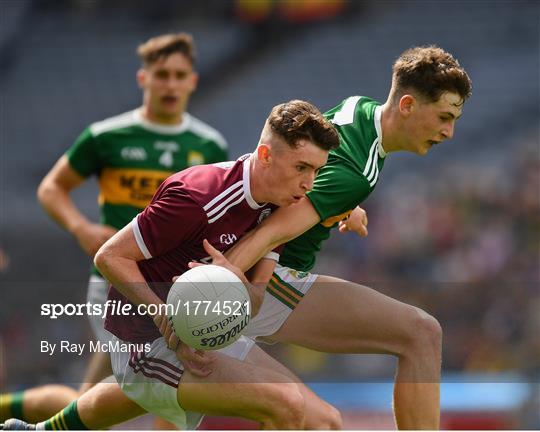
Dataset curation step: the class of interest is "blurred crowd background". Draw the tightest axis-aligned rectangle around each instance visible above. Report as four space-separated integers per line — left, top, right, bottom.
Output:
1 0 538 428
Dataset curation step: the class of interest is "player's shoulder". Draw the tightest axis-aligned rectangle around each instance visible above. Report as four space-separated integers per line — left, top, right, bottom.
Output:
164 156 246 205
184 113 228 150
88 109 139 137
327 96 379 121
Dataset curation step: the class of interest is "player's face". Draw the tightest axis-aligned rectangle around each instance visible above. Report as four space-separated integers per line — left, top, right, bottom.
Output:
138 53 198 124
405 92 463 155
267 139 328 206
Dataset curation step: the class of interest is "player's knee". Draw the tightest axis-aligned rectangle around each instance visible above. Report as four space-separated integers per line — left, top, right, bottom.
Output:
27 385 78 409
266 384 305 428
319 403 342 430
43 385 79 404
405 307 442 355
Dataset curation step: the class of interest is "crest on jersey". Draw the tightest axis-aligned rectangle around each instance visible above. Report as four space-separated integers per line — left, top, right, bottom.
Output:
219 233 238 246
288 269 309 280
188 151 205 166
258 208 272 224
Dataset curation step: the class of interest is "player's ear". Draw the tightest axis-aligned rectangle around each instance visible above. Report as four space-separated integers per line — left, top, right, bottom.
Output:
257 144 271 165
399 94 415 117
136 68 146 89
189 71 199 92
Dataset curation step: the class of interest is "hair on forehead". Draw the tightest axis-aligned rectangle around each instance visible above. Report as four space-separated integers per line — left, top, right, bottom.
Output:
392 45 472 104
265 100 340 151
137 33 196 67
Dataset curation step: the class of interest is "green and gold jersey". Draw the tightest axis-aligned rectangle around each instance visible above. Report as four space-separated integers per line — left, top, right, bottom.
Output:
280 96 386 272
66 108 228 274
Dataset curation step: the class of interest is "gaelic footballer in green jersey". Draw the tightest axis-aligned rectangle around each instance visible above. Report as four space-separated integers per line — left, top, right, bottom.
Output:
280 96 384 272
68 108 228 233
232 46 472 430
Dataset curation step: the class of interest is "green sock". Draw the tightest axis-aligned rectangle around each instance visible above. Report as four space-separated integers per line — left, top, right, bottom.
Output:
0 391 25 421
37 401 88 430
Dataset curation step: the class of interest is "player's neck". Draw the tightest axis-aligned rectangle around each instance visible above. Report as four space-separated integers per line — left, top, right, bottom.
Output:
380 103 404 154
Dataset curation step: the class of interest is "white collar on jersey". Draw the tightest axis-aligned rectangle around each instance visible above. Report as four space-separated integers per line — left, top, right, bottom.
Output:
242 155 266 209
133 108 192 135
374 105 386 158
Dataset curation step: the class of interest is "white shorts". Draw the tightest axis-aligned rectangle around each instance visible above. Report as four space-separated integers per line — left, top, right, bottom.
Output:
110 335 255 429
244 264 317 339
87 274 114 344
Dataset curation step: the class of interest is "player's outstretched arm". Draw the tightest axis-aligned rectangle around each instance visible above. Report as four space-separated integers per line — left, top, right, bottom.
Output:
225 197 320 272
37 155 117 256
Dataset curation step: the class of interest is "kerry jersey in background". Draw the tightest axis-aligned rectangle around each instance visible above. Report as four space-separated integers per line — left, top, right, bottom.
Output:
66 108 228 275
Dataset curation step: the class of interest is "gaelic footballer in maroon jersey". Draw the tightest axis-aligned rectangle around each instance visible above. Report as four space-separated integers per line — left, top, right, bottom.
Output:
89 100 340 428
105 155 277 343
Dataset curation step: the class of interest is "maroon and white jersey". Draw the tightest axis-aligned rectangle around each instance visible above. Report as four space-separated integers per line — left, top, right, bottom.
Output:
105 154 277 343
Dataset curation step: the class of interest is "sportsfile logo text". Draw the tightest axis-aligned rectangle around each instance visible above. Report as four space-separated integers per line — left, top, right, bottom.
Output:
41 300 180 320
40 299 249 319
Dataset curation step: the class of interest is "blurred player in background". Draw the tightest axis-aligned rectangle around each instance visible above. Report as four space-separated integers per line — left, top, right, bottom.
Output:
225 45 473 430
0 33 228 426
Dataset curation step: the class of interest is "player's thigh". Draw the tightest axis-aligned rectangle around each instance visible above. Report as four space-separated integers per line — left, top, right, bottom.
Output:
270 274 428 354
244 344 339 428
178 351 302 420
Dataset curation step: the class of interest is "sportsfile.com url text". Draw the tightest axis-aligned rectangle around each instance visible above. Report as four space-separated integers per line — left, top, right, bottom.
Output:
40 300 248 319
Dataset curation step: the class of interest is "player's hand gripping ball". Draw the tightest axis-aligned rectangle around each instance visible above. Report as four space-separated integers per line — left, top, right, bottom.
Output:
167 264 251 350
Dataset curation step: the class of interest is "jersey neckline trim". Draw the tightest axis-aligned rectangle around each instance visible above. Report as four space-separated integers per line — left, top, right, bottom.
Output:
133 109 192 135
242 155 266 210
374 105 386 158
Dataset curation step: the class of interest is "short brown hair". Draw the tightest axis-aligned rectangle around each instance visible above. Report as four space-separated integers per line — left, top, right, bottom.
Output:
267 100 340 151
137 33 196 67
392 45 472 104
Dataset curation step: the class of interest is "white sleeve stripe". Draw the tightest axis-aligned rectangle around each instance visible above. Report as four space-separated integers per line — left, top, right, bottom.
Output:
131 216 152 259
206 187 244 218
208 194 245 224
264 251 280 262
203 181 243 211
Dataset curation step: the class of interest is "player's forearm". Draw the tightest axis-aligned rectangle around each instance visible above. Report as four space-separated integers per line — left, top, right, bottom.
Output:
227 199 319 271
94 249 163 309
245 258 276 316
226 226 283 272
37 179 88 234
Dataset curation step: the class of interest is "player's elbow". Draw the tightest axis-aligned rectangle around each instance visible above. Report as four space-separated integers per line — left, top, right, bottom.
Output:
37 175 66 209
93 243 112 274
36 177 52 206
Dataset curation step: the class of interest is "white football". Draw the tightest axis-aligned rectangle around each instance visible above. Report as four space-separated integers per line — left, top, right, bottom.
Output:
166 264 251 350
